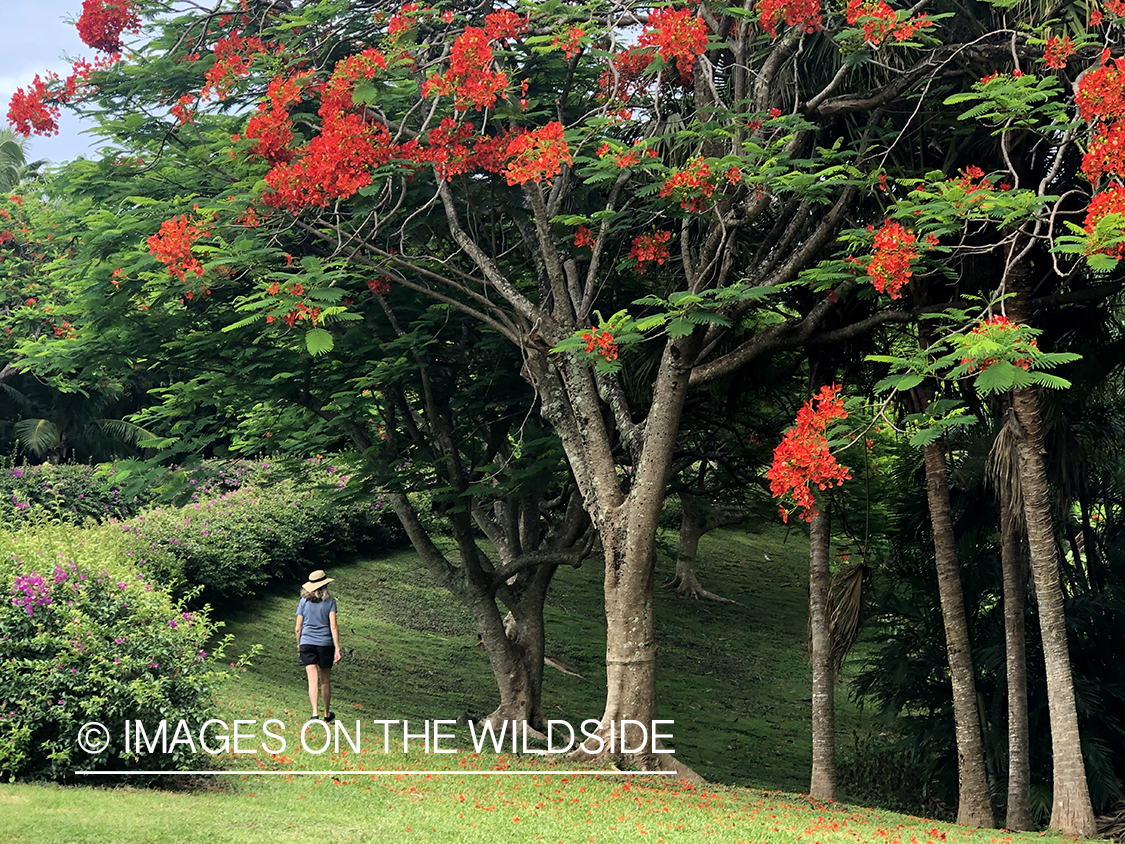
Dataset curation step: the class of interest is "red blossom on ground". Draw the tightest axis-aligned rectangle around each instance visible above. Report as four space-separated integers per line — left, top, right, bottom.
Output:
147 214 210 282
503 122 571 185
77 0 140 53
757 0 822 38
629 230 673 274
768 385 851 523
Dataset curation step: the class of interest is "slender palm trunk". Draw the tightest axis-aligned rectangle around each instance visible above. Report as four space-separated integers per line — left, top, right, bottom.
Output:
922 439 994 827
1011 387 1096 836
999 480 1033 830
808 501 836 801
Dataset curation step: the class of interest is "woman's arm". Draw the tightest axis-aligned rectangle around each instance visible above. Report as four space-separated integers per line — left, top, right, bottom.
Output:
330 610 341 665
295 614 303 645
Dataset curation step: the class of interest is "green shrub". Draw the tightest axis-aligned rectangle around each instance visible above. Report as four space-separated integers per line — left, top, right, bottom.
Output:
1 460 149 524
0 523 243 780
120 480 404 603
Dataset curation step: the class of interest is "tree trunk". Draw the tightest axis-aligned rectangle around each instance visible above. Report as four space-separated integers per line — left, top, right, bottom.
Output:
922 439 995 828
666 497 735 603
590 508 661 763
538 338 703 781
1011 386 1097 836
808 500 836 801
999 480 1033 830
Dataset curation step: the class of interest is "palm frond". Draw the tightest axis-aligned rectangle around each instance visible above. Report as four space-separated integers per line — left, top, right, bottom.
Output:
14 418 61 457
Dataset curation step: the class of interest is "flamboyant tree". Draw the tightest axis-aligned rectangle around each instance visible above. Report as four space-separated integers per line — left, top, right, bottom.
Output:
8 0 1125 820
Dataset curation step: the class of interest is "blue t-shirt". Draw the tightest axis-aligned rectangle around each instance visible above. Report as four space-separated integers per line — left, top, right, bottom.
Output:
296 596 337 647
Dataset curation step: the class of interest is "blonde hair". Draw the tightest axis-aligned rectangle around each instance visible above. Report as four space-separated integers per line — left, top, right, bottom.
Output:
301 586 329 603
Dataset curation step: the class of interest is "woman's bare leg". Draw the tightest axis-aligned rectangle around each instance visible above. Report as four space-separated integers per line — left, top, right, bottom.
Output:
305 664 320 717
320 667 332 718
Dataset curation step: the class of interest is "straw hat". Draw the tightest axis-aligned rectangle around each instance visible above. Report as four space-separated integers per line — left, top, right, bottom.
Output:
302 570 334 592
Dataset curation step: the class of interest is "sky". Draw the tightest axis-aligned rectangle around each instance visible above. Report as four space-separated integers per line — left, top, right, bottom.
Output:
0 0 106 165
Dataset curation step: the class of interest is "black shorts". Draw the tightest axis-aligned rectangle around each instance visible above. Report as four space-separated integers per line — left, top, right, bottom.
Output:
299 644 335 668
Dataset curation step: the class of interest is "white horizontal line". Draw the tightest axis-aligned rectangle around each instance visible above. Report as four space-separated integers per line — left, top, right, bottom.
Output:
76 770 678 777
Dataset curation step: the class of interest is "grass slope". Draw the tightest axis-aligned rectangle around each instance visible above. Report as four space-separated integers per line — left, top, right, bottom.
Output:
217 524 862 790
0 525 1085 843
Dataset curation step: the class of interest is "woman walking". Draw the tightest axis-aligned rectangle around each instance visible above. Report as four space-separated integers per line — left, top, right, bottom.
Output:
295 569 341 721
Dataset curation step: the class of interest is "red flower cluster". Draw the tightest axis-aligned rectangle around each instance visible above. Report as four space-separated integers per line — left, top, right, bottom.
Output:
582 328 618 362
660 158 716 212
7 75 59 136
265 118 396 210
859 220 934 299
368 277 391 296
637 7 709 68
757 0 823 38
171 94 195 125
76 0 140 53
768 384 851 523
599 47 653 104
1083 182 1125 258
1076 50 1125 124
573 225 593 248
245 73 310 164
504 122 571 185
1082 121 1125 183
320 48 389 117
1091 0 1125 26
946 164 1003 210
421 23 509 111
201 32 270 101
961 315 1038 372
553 27 584 61
482 10 527 42
629 231 673 274
387 3 422 38
261 53 398 210
1043 35 1076 70
147 214 210 282
845 0 932 44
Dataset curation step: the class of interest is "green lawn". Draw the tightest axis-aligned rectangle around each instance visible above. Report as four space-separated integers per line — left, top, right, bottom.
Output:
0 525 1084 842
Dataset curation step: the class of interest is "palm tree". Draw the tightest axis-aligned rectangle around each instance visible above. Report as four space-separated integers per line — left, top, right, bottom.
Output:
0 128 44 191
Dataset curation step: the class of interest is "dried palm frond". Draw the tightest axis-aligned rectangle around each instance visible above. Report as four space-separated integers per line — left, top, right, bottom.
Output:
829 561 870 673
985 407 1025 533
1097 799 1125 842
